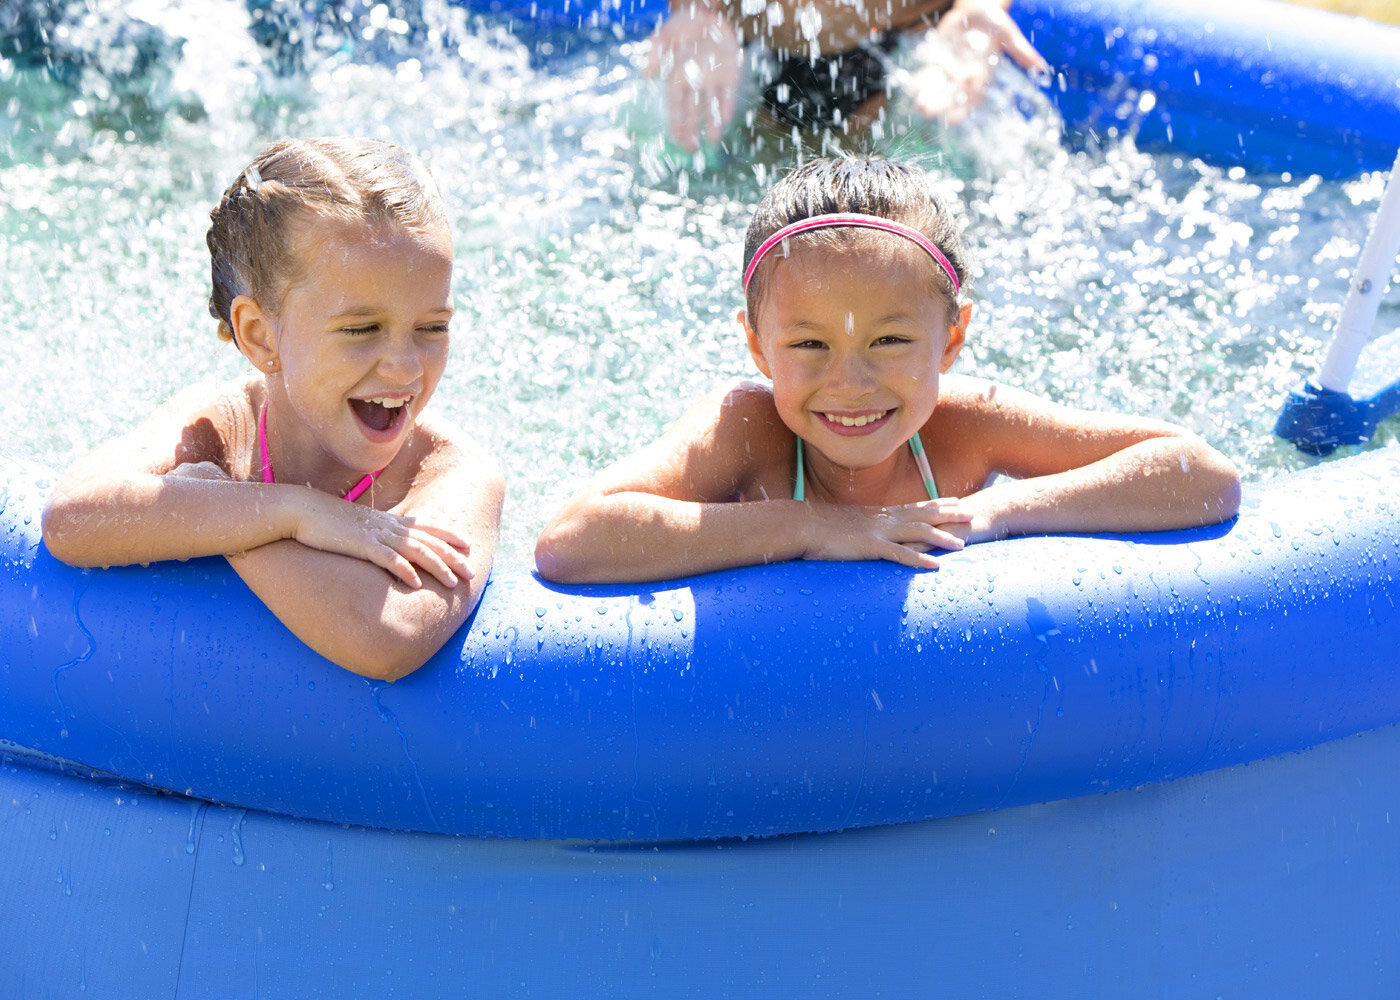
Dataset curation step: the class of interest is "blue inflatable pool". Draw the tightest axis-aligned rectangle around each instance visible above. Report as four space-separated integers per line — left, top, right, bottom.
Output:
6 0 1400 996
1013 0 1400 178
5 450 1400 843
7 452 1400 996
456 0 1400 178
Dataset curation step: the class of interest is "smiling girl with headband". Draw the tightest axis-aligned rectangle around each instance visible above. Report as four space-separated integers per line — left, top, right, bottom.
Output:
536 157 1240 583
43 137 504 680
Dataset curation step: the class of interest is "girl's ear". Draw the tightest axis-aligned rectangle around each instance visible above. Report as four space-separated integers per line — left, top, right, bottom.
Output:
740 308 773 380
941 302 972 373
230 295 280 373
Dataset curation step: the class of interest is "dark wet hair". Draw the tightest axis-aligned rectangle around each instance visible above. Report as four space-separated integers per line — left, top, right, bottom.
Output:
742 157 969 322
206 136 450 344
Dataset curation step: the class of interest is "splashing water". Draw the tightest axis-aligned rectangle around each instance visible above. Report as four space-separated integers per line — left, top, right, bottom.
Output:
1 0 1396 561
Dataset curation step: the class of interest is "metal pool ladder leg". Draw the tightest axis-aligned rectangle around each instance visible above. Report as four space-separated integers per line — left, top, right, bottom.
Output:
1275 149 1400 455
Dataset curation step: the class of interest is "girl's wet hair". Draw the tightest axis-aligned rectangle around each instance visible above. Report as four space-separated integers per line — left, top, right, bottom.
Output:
206 136 450 344
742 157 969 321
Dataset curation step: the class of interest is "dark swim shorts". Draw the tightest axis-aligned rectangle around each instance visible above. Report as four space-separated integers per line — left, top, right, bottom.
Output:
761 32 899 129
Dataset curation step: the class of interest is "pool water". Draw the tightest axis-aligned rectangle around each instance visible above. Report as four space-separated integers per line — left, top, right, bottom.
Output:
2 0 1396 561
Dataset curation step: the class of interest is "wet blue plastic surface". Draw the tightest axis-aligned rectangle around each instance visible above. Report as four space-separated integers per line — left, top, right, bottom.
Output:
6 716 1400 998
1012 0 1400 177
1277 378 1400 455
4 449 1399 841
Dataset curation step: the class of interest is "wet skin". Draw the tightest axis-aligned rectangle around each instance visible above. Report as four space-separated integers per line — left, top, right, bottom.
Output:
743 235 965 507
234 219 454 499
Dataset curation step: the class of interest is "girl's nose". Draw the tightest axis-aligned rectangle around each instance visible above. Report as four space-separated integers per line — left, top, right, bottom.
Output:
828 351 877 396
379 337 425 383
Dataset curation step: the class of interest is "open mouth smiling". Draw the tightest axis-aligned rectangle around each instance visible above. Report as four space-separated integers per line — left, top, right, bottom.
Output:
349 395 412 434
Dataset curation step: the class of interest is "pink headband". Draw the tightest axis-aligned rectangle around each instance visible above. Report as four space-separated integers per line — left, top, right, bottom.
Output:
742 213 960 296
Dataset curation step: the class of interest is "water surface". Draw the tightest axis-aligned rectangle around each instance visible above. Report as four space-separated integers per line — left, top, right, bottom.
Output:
2 0 1395 560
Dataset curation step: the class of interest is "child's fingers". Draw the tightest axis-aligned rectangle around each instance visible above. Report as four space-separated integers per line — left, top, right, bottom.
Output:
991 14 1049 73
881 542 941 571
384 534 459 589
395 528 477 589
413 521 472 552
884 517 966 552
906 500 975 523
931 528 968 550
432 539 475 583
644 38 664 78
669 73 702 152
373 548 423 590
417 528 474 576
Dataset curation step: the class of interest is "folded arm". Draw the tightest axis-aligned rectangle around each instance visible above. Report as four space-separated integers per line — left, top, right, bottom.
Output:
43 390 504 679
225 437 503 680
535 385 972 583
937 380 1242 543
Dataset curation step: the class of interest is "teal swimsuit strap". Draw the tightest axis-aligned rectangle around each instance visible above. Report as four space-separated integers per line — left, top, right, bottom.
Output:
794 436 938 501
906 432 939 499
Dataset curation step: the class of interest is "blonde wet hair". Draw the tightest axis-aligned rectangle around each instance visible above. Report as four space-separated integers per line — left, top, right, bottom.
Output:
206 136 450 343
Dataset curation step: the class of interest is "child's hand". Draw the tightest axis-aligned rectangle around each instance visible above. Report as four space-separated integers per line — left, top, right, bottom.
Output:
802 500 974 569
646 1 743 152
905 0 1046 124
285 491 472 590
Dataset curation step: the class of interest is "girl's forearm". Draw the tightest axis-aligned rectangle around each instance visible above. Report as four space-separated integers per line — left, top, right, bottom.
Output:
42 474 305 568
536 492 814 584
227 538 490 681
973 437 1241 540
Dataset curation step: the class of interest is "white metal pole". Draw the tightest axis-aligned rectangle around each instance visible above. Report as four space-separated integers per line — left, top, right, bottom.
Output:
1318 149 1400 392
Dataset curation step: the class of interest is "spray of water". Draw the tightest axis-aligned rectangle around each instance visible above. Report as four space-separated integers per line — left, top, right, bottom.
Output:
1 0 1394 560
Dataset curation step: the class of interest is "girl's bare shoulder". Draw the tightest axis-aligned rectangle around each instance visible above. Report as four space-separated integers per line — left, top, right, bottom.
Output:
712 378 787 429
930 373 1070 442
703 380 795 500
169 375 263 474
682 379 791 462
934 374 1034 417
923 375 1054 493
590 379 793 503
131 375 260 473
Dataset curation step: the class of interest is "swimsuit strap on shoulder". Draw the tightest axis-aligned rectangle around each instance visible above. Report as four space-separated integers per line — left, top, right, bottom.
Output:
257 401 275 485
793 435 938 502
907 432 939 499
257 401 382 502
794 435 807 502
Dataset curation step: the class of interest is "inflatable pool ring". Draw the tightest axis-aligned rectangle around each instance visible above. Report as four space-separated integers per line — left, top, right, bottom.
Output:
4 449 1400 842
1012 0 1400 178
451 0 1400 178
6 447 1400 995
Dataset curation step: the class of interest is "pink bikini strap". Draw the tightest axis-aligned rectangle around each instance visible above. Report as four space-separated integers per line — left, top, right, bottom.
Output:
742 213 960 296
257 402 381 502
258 402 275 485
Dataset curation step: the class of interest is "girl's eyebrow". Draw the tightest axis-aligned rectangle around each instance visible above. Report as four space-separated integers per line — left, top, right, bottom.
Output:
781 310 919 333
328 304 454 320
